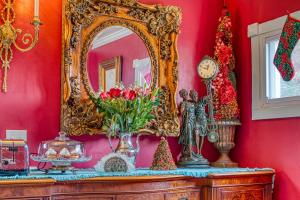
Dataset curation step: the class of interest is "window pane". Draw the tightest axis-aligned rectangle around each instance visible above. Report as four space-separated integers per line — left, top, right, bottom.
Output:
266 38 300 99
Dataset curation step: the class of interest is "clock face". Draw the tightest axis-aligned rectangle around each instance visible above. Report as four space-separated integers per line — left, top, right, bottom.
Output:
197 56 219 79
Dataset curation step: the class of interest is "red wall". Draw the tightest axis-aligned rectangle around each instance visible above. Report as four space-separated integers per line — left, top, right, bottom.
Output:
87 34 149 92
227 1 300 199
87 51 98 91
0 0 222 168
0 0 61 154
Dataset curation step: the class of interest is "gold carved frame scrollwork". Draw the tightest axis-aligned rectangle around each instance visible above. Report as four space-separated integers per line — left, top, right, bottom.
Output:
61 0 182 136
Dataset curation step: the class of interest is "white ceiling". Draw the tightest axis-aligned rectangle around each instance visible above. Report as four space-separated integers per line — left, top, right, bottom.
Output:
92 26 133 49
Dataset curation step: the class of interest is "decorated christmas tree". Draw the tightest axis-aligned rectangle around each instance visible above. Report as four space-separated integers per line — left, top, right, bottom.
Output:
212 8 240 120
150 137 177 170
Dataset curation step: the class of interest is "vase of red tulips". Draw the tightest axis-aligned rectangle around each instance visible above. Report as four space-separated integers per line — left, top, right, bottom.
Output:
95 86 159 165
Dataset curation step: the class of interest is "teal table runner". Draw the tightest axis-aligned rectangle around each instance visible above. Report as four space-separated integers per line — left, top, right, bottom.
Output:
0 168 272 182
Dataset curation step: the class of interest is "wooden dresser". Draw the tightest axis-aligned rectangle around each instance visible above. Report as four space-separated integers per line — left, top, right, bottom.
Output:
0 170 274 200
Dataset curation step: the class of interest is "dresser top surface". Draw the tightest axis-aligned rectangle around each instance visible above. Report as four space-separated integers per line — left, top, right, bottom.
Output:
0 169 274 186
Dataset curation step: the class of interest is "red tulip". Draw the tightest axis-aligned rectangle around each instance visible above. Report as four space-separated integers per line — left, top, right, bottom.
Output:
128 90 137 100
122 89 130 99
108 88 122 98
100 92 109 100
123 89 137 100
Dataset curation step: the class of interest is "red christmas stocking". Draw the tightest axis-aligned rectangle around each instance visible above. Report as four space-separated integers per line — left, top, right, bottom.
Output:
274 15 300 81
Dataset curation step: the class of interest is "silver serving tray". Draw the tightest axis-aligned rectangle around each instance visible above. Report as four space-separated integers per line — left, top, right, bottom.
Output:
31 155 92 167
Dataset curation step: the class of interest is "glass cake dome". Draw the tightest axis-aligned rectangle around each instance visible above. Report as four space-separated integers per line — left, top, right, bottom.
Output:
38 132 86 160
31 132 91 173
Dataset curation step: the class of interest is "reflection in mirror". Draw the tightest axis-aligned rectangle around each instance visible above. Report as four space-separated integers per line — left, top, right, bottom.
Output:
87 26 151 92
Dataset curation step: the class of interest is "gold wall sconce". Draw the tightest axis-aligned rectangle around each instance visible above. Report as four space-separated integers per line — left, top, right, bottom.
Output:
0 0 41 93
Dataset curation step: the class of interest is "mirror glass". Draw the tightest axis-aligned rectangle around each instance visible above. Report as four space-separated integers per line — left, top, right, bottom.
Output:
87 26 151 92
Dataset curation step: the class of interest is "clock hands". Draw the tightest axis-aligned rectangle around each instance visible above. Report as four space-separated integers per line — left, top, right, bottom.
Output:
202 65 209 70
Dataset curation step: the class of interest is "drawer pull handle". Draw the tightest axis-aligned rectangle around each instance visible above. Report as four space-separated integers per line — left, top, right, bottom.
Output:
179 198 188 200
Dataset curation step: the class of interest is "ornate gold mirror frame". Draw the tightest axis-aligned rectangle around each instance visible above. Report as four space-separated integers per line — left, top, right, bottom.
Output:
61 0 181 136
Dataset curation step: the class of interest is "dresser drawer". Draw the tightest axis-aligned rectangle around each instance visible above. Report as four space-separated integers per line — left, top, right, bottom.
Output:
2 198 50 200
216 187 264 200
52 194 114 200
116 193 164 200
165 191 200 200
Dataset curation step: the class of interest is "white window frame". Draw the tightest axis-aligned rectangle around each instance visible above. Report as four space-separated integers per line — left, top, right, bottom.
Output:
249 10 300 120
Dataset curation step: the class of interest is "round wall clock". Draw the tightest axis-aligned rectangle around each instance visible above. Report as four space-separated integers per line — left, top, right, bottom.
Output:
197 56 219 80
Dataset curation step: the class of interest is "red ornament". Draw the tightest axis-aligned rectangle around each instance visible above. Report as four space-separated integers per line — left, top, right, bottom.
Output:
218 46 232 66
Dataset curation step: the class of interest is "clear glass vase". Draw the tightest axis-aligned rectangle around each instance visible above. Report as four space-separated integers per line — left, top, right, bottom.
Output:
108 132 141 165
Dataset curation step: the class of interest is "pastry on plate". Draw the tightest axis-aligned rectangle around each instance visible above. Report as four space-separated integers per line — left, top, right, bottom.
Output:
59 148 71 159
45 148 57 159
